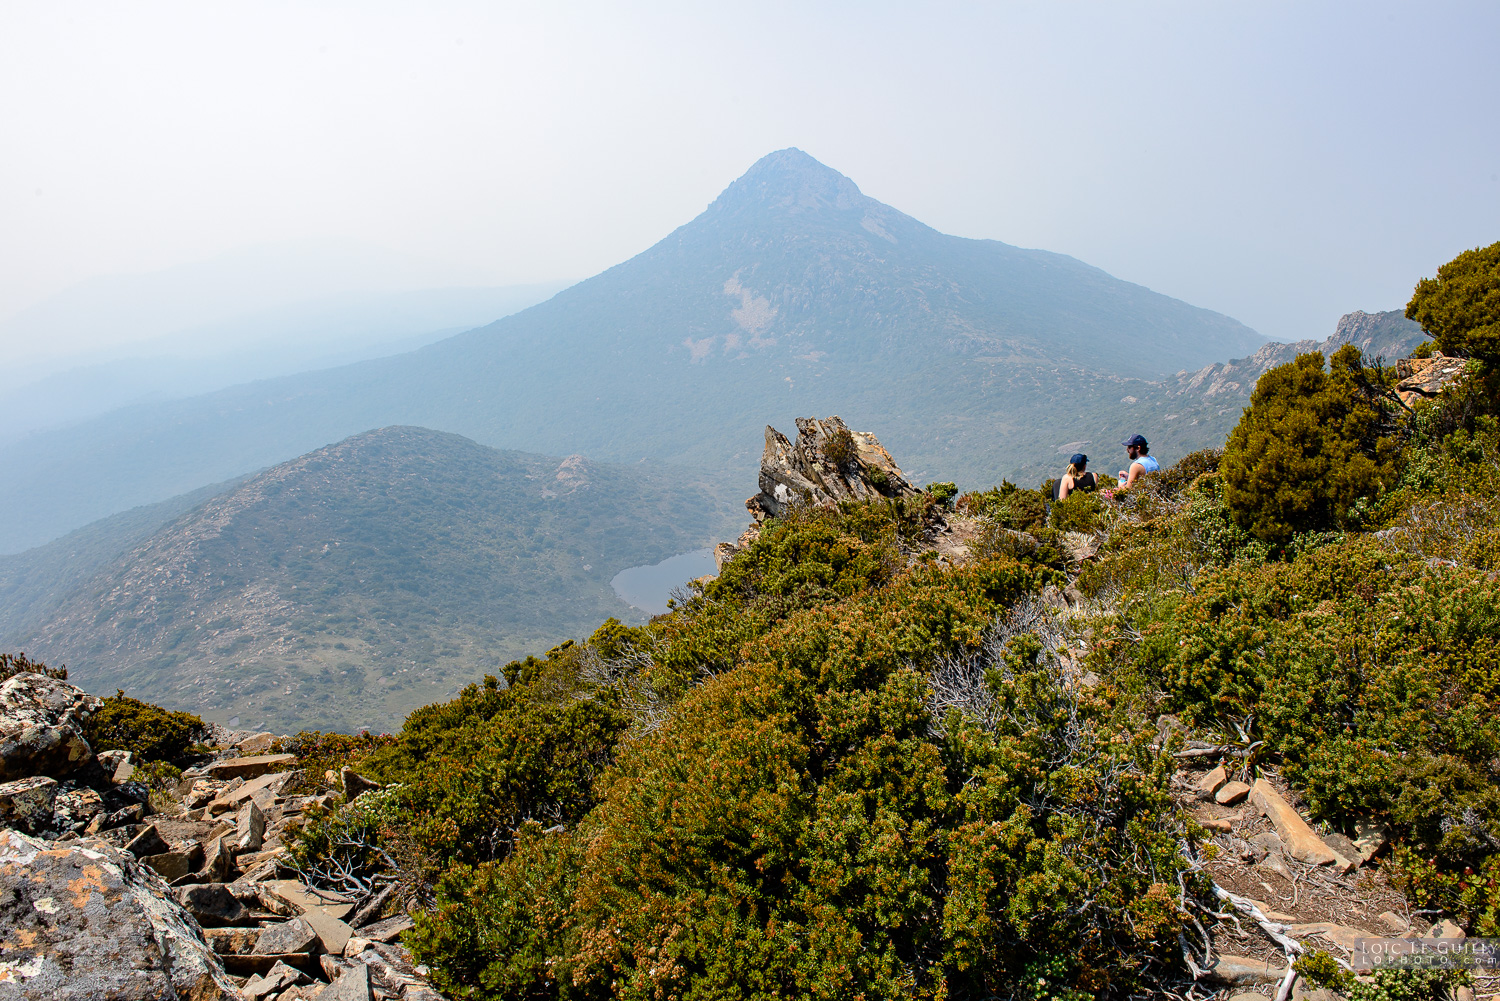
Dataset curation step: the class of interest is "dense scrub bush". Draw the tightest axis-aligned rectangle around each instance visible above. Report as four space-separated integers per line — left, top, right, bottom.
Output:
276 730 395 793
1222 347 1399 542
958 481 1048 532
83 691 204 764
1407 240 1500 366
1048 486 1107 534
1132 540 1500 928
0 652 66 681
404 543 1202 999
926 481 958 507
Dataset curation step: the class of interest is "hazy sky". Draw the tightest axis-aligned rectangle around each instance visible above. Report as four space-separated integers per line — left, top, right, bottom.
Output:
3 0 1497 354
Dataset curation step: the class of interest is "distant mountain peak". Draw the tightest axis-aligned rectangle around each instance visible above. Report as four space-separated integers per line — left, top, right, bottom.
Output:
710 148 868 216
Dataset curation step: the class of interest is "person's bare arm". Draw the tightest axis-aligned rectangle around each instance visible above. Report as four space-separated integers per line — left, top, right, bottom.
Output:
1125 461 1144 489
1058 476 1073 500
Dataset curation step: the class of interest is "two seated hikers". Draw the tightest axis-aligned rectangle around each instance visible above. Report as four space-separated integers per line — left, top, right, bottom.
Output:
1053 452 1098 501
1115 434 1159 491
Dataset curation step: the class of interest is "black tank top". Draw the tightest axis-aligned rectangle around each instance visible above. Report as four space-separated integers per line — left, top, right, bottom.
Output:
1053 472 1098 501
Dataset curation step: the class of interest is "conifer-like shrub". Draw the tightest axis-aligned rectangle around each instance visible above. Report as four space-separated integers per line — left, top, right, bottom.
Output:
0 652 66 681
822 425 857 466
83 691 205 764
1222 347 1398 543
1407 240 1500 366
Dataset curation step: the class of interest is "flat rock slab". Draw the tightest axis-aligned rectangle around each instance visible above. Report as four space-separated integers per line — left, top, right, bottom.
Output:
209 770 292 813
257 916 319 956
1250 779 1349 868
205 754 297 780
1216 780 1251 805
1197 765 1228 797
302 906 355 956
362 914 414 943
1289 921 1382 951
0 828 238 1000
204 925 261 955
176 882 250 926
139 849 193 883
261 878 355 919
1205 952 1287 986
124 824 171 858
323 962 373 1001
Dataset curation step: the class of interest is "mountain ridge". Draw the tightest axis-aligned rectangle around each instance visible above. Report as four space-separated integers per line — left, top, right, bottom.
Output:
6 426 737 733
0 149 1266 553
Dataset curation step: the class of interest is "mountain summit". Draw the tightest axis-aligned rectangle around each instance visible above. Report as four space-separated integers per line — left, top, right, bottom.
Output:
708 147 872 217
1 150 1264 552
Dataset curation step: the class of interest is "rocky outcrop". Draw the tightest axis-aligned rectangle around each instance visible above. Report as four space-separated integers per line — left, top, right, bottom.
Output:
0 679 440 999
718 416 921 568
0 673 102 782
746 416 918 523
711 416 994 571
1395 353 1469 407
1170 309 1428 402
0 828 240 1000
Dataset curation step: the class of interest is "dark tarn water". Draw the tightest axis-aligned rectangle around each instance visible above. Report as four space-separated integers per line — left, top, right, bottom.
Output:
611 548 717 615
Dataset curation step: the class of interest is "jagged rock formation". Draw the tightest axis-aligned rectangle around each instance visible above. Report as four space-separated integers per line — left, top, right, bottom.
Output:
718 417 920 567
748 416 918 521
0 670 440 1000
1170 309 1428 401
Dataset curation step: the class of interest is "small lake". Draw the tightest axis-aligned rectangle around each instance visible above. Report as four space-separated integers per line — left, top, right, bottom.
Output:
611 548 718 615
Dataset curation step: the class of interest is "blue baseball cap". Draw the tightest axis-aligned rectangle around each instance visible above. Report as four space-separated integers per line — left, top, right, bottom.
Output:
1069 453 1088 466
1121 434 1148 448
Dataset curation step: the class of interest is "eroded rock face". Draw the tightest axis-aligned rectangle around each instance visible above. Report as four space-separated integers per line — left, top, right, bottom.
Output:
0 829 239 1000
746 416 918 523
0 673 102 782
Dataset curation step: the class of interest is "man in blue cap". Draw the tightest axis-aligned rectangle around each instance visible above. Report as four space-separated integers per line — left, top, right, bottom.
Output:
1116 434 1160 491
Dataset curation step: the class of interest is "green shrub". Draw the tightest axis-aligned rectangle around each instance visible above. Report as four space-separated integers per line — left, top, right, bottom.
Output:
1049 487 1106 534
276 730 394 791
83 692 204 765
959 481 1049 533
1222 347 1399 543
407 556 1199 999
926 481 958 507
1407 240 1500 366
823 426 857 466
0 652 66 682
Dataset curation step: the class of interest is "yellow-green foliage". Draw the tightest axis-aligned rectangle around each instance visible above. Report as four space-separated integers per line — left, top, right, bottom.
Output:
958 481 1048 532
383 499 1200 999
1407 240 1500 366
1222 347 1399 543
83 691 204 764
0 652 66 682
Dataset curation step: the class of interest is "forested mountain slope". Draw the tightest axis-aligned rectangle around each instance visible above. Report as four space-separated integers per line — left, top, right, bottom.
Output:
7 426 736 734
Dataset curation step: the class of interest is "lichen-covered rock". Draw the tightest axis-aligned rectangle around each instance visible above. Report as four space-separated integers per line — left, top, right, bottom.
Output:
51 786 104 833
0 777 58 835
1395 353 1469 407
0 828 239 999
0 673 102 782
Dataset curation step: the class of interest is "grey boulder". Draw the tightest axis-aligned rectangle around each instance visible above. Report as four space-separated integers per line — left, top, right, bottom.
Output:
0 828 238 1000
0 672 102 781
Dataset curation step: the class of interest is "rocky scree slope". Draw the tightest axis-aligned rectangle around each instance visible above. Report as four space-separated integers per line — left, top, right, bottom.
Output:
0 667 436 1001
